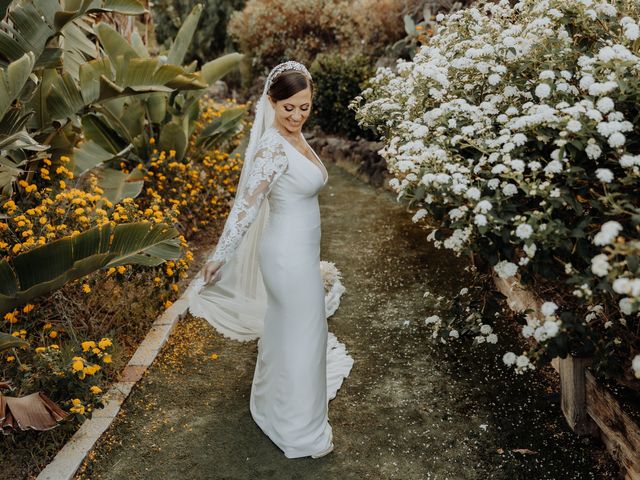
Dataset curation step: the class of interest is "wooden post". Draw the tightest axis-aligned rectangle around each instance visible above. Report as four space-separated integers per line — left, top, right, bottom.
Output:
559 355 599 436
585 371 640 480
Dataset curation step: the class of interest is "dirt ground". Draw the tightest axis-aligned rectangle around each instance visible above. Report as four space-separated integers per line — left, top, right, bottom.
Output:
75 161 617 480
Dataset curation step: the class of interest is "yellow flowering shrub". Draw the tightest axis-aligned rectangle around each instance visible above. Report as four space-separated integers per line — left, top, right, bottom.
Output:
0 97 245 426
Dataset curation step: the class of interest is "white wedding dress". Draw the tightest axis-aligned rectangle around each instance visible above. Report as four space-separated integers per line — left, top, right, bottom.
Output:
187 125 354 458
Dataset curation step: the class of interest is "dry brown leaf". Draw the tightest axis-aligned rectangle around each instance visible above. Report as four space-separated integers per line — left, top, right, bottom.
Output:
512 448 538 455
0 392 68 434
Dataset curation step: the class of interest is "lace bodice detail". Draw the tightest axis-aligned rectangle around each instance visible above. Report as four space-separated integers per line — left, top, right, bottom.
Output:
209 129 288 263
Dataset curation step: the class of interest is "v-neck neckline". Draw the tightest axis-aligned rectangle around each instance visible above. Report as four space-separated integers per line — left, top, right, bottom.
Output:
272 127 328 184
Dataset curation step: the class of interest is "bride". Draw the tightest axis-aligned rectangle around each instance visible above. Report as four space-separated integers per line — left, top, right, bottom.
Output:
186 61 354 459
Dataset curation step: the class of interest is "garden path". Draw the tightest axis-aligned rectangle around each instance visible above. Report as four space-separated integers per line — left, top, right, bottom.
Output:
75 161 614 480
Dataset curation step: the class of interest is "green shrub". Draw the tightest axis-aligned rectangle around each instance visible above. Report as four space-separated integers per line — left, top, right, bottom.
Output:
309 53 377 140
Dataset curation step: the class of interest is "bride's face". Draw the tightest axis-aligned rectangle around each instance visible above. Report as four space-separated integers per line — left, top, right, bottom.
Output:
269 86 313 135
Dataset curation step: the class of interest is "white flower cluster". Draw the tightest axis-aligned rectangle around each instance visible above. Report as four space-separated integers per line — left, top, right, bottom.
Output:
320 260 342 293
519 301 562 343
502 351 535 374
354 0 640 378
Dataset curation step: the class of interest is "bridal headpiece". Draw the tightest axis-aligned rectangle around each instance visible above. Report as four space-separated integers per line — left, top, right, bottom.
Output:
265 61 313 91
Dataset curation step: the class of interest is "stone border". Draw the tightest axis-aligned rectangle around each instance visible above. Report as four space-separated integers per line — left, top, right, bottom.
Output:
37 277 202 480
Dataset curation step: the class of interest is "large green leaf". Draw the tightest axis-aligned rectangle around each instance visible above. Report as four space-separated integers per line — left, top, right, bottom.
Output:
0 221 182 314
200 53 244 86
0 52 36 121
72 139 131 175
196 106 247 149
94 22 139 61
159 121 187 162
82 113 129 154
95 166 144 204
105 222 182 268
55 0 145 31
0 332 28 353
46 70 86 122
167 3 203 66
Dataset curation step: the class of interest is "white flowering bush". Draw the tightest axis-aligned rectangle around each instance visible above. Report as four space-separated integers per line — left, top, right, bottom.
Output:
352 0 640 382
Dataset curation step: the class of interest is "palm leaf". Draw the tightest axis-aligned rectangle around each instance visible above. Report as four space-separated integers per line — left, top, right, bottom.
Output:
0 221 182 314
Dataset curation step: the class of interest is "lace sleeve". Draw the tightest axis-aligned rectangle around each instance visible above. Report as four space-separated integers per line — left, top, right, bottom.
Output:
209 138 288 263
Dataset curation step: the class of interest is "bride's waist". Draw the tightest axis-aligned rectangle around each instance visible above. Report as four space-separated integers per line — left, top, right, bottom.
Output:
267 202 319 219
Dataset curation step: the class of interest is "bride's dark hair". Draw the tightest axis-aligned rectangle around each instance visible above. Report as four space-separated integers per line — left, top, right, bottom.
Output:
268 70 314 102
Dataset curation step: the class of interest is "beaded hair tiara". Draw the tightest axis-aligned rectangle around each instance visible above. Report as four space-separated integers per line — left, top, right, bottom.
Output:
266 61 312 90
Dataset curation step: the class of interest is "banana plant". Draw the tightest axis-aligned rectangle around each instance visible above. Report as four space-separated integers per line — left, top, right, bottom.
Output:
76 4 246 166
0 221 182 315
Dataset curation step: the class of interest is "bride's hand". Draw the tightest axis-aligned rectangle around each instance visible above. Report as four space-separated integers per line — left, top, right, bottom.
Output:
203 260 225 285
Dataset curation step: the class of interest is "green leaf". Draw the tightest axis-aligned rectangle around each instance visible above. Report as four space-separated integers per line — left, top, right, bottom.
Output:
82 113 129 154
159 121 188 161
200 52 244 86
94 22 139 61
195 105 246 149
0 332 28 353
403 15 416 35
72 139 130 175
0 221 181 314
167 3 203 66
95 167 144 204
0 52 35 121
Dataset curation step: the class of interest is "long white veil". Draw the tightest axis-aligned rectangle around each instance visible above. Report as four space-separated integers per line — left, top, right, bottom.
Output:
186 61 311 342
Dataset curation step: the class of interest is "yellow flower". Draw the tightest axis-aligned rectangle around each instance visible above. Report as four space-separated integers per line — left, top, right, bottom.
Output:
90 386 102 395
35 347 46 353
70 404 86 415
102 354 112 364
106 267 116 276
117 266 126 274
210 353 219 360
81 341 96 352
92 347 101 355
82 284 91 293
49 330 58 338
72 359 84 372
164 300 173 308
6 356 15 363
98 338 112 349
23 303 35 313
43 323 52 330
4 310 18 324
149 137 156 145
71 398 82 406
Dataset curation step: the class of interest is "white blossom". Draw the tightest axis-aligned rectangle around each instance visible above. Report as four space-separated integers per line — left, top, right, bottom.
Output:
494 260 518 279
591 254 611 277
596 168 614 183
503 352 516 366
515 223 533 239
593 221 623 245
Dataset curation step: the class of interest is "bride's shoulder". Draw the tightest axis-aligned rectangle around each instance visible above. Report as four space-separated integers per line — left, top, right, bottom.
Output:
257 127 286 152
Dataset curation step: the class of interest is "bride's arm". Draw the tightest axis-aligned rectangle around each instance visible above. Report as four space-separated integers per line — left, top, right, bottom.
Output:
208 141 288 264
